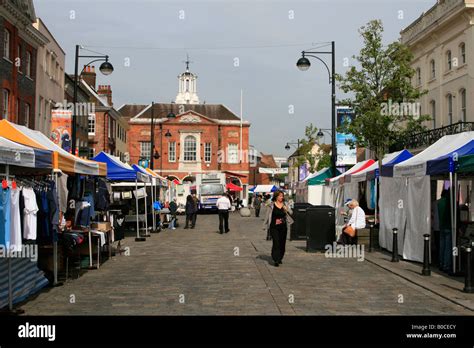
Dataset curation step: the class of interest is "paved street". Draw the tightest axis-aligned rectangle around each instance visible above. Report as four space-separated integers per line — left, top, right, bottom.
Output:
20 211 472 315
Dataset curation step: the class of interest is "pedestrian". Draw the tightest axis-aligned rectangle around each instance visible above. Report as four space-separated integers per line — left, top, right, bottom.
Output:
262 190 294 267
191 193 199 228
337 199 366 245
168 198 178 230
254 194 262 217
437 189 453 273
184 195 196 229
216 193 232 234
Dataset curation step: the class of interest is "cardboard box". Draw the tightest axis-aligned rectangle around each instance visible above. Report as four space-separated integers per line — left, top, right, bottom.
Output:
91 222 111 231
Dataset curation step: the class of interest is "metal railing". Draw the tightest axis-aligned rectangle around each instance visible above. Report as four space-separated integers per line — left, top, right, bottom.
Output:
390 122 474 152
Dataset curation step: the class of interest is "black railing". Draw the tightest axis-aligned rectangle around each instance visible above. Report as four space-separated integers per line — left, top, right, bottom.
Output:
390 122 474 152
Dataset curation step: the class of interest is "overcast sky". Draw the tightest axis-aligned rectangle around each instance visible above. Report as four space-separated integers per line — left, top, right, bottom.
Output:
35 0 434 157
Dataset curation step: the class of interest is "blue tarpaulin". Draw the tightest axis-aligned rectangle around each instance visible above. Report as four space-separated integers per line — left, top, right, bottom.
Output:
378 149 413 177
93 152 146 182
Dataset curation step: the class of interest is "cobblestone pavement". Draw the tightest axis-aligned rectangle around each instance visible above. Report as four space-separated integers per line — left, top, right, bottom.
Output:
20 211 473 315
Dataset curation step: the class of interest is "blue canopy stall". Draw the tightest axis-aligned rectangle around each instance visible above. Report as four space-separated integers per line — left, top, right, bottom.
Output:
93 152 150 241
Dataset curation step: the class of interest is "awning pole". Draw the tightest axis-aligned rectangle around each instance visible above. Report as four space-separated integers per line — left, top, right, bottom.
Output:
454 172 458 273
144 181 148 236
136 179 140 239
53 170 58 285
450 172 455 274
152 179 156 232
6 164 13 311
374 178 378 225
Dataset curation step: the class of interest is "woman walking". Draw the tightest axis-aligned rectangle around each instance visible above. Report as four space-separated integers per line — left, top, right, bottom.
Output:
184 195 196 229
263 191 294 267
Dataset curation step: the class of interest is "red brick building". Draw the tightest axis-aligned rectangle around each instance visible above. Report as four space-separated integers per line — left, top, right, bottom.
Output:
122 103 251 187
121 62 251 195
0 0 48 127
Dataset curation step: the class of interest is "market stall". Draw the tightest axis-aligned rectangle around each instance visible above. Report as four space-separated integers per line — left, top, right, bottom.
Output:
0 137 53 313
93 152 150 241
381 131 474 265
296 167 340 205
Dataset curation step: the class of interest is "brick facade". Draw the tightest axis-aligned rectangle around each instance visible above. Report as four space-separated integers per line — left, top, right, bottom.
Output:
0 14 43 127
125 104 250 186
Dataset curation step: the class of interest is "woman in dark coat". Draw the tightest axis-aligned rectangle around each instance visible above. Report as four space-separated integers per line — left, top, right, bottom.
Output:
184 195 196 229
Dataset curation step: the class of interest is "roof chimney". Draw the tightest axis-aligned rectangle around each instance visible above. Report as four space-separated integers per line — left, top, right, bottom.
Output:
97 85 113 106
81 65 96 89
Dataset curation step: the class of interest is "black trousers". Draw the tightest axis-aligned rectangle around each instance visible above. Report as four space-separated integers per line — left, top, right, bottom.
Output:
255 207 260 217
338 229 357 245
192 213 197 227
218 210 229 233
270 225 287 263
185 214 193 228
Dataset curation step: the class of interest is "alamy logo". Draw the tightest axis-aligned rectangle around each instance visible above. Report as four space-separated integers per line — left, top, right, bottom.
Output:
55 99 95 117
380 99 421 119
18 322 56 341
325 242 365 262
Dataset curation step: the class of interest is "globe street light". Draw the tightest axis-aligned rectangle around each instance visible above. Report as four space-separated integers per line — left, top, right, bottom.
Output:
73 45 114 156
296 41 337 174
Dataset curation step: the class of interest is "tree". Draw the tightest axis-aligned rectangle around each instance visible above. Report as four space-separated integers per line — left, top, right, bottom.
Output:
293 123 331 174
336 20 429 169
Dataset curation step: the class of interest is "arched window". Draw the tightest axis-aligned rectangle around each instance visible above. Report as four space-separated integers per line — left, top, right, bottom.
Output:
430 59 436 79
446 50 452 70
184 135 196 161
416 67 421 85
460 89 466 122
460 42 466 65
430 100 436 129
447 94 453 124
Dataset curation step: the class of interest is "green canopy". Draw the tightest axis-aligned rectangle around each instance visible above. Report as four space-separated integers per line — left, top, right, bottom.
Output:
306 167 341 186
456 154 474 173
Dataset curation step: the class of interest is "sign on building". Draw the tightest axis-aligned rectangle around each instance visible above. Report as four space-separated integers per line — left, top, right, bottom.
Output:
258 168 289 175
336 107 357 166
51 109 72 153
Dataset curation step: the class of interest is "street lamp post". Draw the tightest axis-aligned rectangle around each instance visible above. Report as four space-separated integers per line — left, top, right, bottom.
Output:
73 45 114 156
296 41 336 174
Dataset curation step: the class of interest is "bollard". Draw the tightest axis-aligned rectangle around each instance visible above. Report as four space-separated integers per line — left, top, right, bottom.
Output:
421 234 431 276
391 228 399 262
369 223 374 252
463 244 474 293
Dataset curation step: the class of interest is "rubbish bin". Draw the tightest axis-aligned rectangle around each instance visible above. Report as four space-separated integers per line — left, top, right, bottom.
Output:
290 203 313 241
305 205 336 252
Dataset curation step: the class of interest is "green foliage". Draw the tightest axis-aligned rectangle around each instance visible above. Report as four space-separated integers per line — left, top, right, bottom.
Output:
336 20 430 164
293 124 331 173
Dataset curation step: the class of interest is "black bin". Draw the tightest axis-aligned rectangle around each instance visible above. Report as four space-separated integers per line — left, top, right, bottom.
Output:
290 203 313 241
305 205 336 252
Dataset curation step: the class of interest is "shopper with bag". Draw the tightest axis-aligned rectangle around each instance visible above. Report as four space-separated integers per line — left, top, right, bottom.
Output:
262 190 294 267
337 199 366 245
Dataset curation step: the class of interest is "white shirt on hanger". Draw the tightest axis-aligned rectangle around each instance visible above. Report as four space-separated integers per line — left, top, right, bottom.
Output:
10 188 22 251
22 187 39 240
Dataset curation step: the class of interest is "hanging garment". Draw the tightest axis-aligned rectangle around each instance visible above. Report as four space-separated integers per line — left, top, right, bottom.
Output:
22 187 39 240
10 188 21 252
0 187 11 247
95 179 110 211
74 201 91 227
57 173 69 214
84 193 95 220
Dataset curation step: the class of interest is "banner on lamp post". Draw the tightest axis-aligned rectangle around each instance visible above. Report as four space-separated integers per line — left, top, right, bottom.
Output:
336 107 357 166
51 109 73 153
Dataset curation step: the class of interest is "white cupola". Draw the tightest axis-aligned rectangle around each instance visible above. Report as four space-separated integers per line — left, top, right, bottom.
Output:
175 56 199 104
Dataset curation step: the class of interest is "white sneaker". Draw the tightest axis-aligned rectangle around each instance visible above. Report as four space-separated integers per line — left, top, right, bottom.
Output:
172 227 176 230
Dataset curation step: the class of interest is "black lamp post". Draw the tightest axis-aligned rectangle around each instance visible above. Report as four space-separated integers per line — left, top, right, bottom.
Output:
149 101 175 171
296 41 336 174
73 45 114 156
